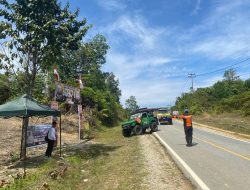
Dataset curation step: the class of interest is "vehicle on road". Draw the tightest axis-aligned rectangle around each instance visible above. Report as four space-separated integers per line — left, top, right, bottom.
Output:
157 108 173 125
172 110 179 119
121 108 158 137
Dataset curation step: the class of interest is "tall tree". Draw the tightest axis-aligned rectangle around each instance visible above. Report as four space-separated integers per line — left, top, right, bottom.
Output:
0 74 11 104
0 0 90 159
223 69 239 81
125 96 139 114
104 72 121 102
0 0 90 95
59 34 109 85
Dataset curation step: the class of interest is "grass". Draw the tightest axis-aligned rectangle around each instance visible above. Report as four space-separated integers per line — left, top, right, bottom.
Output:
193 112 250 136
3 126 147 190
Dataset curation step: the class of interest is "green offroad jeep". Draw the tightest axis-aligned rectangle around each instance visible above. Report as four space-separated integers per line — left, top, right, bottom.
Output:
121 109 158 137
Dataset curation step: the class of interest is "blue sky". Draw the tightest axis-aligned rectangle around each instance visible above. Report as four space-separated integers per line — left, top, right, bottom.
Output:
61 0 250 108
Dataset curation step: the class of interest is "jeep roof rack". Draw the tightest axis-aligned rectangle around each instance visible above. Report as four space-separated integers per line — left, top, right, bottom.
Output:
132 108 158 114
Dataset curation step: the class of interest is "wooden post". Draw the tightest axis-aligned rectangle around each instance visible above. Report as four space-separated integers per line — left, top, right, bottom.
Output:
60 114 62 157
20 117 29 159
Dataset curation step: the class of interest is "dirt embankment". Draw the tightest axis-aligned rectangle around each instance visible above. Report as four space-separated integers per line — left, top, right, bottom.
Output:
0 115 80 185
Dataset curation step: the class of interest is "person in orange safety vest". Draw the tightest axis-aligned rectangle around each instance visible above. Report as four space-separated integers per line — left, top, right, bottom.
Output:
179 109 193 147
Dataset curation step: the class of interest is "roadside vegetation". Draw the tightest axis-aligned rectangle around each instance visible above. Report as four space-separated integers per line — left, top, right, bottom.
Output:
0 1 141 188
174 69 250 116
0 0 125 127
173 69 250 135
3 126 146 190
193 113 250 135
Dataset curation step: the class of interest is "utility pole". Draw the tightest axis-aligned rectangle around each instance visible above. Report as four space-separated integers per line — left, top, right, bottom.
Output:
188 73 196 92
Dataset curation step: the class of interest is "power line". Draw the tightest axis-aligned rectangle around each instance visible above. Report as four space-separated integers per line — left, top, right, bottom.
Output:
238 72 250 78
196 57 250 77
179 78 190 94
174 57 250 98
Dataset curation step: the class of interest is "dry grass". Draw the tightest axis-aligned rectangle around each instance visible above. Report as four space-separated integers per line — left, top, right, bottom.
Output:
1 124 147 190
193 112 250 135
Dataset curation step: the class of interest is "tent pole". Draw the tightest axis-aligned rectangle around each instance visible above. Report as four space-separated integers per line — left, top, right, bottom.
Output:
60 114 62 157
20 117 29 159
20 117 28 177
20 117 25 159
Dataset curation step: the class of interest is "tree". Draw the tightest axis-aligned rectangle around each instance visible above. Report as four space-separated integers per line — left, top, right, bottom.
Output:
0 74 11 104
244 78 250 89
59 34 109 86
104 72 121 102
125 96 139 114
0 0 90 95
223 69 239 81
0 0 90 159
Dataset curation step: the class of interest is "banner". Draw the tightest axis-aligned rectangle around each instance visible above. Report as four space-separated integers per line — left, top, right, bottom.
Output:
55 82 65 101
63 85 75 98
26 124 52 147
74 89 80 101
55 82 80 103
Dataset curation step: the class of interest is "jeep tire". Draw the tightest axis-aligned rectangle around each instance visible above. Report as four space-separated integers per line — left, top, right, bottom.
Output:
133 125 142 135
122 129 131 137
150 122 158 132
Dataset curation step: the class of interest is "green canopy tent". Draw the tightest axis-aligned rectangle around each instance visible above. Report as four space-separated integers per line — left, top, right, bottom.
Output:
0 94 62 160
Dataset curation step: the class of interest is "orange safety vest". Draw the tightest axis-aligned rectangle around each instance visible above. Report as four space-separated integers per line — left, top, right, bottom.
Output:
179 115 192 127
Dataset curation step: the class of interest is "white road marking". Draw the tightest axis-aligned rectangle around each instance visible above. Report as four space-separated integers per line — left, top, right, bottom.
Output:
153 132 210 190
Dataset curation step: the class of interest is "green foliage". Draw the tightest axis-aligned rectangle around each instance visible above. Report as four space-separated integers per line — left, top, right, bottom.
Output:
223 68 239 81
0 0 90 95
175 70 249 116
244 78 250 89
125 96 139 115
0 74 11 104
0 1 124 127
82 87 123 126
59 34 109 84
9 151 19 162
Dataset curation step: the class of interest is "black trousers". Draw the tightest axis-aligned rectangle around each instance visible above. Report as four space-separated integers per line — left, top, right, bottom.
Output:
45 139 55 157
184 127 193 145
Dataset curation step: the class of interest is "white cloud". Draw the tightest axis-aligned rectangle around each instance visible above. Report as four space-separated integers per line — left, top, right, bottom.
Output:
99 14 181 106
104 50 174 81
191 0 201 15
187 0 250 59
104 15 168 50
96 0 127 11
99 0 250 107
120 78 188 107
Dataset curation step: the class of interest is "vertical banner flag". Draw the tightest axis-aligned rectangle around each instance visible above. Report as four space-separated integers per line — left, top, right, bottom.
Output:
54 64 59 81
78 76 83 89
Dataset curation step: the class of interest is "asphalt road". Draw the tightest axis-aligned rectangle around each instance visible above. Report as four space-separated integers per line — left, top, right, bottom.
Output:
156 120 250 190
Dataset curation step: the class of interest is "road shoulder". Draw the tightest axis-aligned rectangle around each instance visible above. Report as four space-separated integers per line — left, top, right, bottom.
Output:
139 133 194 190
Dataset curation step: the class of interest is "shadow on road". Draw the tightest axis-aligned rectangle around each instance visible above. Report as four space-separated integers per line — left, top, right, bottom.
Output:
191 142 198 147
176 142 199 147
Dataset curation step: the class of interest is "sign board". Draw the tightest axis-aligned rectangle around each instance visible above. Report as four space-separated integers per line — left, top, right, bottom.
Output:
55 82 79 103
78 105 82 114
26 124 52 147
63 85 75 98
74 89 80 100
55 82 65 101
